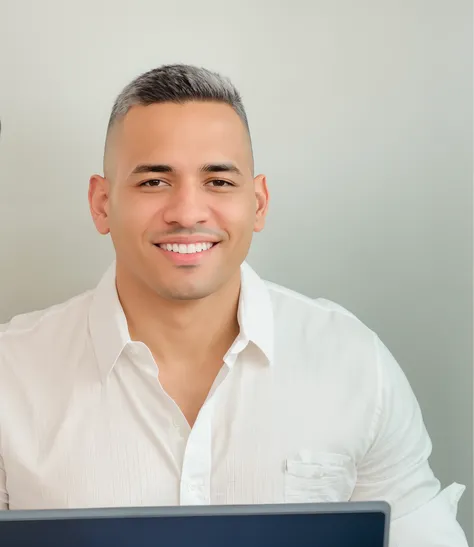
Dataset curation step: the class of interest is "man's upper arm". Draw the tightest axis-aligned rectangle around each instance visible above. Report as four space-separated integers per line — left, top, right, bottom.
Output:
352 334 468 546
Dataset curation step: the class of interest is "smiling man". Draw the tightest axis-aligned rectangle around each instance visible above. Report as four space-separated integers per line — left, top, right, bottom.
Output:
0 64 468 545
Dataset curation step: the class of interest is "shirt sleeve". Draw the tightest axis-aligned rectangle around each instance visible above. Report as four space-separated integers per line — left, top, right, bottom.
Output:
350 334 468 547
0 338 9 509
0 452 8 509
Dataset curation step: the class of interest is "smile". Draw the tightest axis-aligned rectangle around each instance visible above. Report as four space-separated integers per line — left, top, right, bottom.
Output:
156 242 216 254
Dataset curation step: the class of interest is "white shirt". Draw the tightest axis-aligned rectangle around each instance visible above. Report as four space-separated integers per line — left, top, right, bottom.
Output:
0 262 467 546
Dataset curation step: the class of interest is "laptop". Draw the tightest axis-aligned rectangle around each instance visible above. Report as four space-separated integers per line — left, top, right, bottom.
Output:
0 501 390 547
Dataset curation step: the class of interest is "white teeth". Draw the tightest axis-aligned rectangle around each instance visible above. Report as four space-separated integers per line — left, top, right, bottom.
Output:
158 242 215 254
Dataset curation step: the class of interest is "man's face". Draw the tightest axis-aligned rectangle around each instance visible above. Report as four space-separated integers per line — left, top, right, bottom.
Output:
89 101 268 301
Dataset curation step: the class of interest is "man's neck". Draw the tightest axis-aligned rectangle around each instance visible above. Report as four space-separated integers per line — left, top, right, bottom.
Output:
115 268 241 371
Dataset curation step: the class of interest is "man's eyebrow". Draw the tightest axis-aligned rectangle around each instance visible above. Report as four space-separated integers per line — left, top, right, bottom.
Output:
130 164 174 176
200 163 243 176
129 162 243 177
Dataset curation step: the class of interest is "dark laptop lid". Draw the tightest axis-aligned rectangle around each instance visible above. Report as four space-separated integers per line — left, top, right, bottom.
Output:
0 502 390 547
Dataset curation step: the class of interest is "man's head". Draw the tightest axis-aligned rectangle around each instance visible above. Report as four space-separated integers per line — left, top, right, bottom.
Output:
89 64 268 301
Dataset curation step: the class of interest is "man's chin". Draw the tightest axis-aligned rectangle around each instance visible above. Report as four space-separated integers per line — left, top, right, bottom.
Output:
159 285 214 302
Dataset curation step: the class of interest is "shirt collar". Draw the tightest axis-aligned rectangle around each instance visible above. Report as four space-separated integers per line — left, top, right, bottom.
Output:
237 261 274 365
89 261 274 381
88 262 130 381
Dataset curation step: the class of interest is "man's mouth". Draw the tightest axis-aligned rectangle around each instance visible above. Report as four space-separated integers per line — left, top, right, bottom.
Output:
155 242 217 255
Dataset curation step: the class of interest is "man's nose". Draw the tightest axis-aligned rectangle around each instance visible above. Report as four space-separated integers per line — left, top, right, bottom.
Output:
162 184 211 228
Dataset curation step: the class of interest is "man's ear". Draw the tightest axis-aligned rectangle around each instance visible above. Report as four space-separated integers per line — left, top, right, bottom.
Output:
253 174 269 233
88 175 111 235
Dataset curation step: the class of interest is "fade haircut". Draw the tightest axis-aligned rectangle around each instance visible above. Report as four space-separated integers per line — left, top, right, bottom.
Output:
104 64 253 174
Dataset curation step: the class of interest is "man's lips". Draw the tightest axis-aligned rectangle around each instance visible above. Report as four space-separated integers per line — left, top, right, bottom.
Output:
153 241 219 265
154 234 222 245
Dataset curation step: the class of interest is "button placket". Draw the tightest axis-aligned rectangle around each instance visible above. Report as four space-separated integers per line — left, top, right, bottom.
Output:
179 401 214 505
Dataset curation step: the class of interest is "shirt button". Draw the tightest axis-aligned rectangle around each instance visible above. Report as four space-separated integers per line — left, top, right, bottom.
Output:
128 344 140 356
172 419 186 439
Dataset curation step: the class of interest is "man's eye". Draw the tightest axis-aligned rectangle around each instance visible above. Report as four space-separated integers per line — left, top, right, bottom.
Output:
140 179 166 187
208 180 233 187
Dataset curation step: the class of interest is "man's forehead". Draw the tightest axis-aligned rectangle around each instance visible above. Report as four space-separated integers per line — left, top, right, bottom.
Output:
122 101 246 135
108 102 253 177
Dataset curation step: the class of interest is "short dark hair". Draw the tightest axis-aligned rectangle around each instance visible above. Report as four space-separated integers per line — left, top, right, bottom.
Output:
107 64 250 135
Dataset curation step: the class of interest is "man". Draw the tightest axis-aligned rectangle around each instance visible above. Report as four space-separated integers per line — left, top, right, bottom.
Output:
0 64 467 545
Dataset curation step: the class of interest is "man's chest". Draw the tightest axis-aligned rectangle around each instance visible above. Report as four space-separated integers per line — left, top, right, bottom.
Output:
1 360 372 510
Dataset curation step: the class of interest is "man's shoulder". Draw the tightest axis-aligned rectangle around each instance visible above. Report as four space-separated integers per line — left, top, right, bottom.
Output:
0 290 93 343
262 278 379 382
263 278 367 330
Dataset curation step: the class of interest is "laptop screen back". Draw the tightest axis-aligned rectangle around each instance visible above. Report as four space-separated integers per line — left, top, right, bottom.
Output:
0 506 388 547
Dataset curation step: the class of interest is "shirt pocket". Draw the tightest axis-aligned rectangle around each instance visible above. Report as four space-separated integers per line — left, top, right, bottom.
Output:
284 452 357 503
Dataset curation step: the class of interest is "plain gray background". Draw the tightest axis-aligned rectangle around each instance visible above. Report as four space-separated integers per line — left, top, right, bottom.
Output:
0 0 472 541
